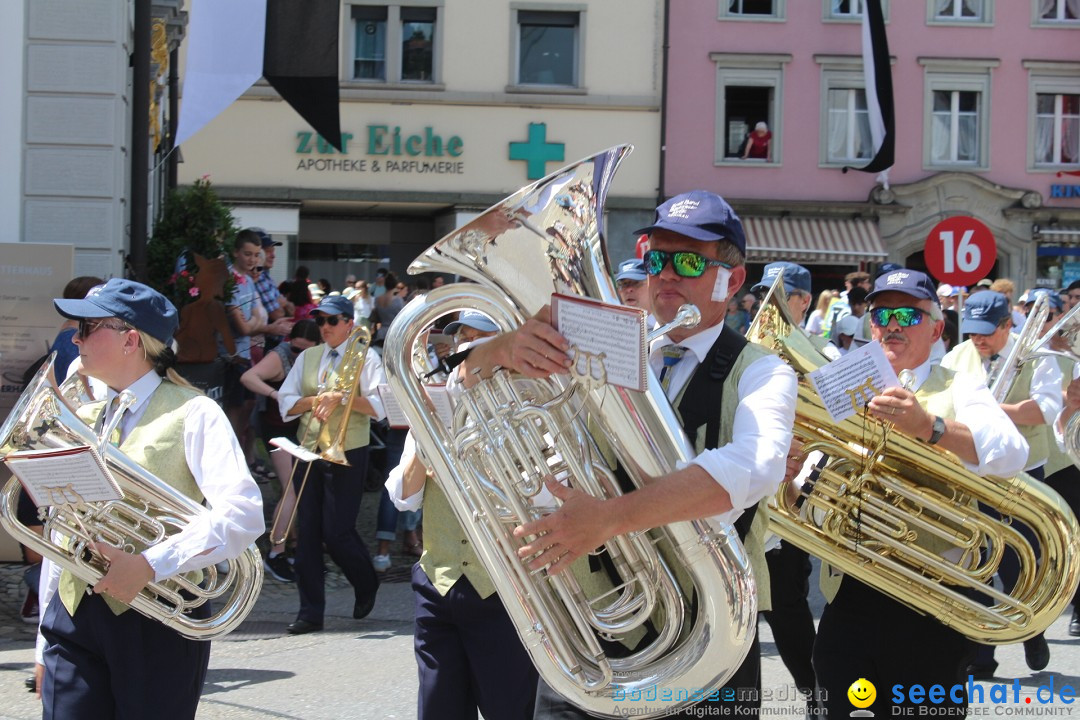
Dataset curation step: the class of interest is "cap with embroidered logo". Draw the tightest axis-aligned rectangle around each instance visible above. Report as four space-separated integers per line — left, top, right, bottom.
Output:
961 291 1011 335
750 261 811 295
866 268 939 305
444 310 498 335
54 278 178 344
615 258 647 283
312 295 355 318
634 190 746 253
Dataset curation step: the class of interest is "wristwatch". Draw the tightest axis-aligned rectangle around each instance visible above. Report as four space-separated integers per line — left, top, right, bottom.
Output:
927 415 946 445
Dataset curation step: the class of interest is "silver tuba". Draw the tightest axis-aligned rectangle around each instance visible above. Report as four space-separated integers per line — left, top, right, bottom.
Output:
383 146 756 718
0 355 263 640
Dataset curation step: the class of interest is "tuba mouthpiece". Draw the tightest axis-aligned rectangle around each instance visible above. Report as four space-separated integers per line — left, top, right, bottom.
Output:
647 304 702 343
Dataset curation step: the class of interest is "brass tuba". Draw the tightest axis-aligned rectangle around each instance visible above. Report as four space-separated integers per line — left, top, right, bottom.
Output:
749 273 1080 644
383 146 756 718
0 355 263 640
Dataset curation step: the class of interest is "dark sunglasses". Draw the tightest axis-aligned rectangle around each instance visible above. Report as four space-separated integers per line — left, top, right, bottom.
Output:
314 314 343 327
642 250 732 278
289 344 304 355
869 307 926 328
77 318 130 339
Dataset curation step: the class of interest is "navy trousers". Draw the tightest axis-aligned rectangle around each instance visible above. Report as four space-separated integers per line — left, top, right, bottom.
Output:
814 578 974 718
413 565 537 720
762 541 817 694
40 592 210 720
293 445 379 624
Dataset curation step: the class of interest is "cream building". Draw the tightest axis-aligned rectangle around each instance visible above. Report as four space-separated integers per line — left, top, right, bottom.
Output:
178 1 664 287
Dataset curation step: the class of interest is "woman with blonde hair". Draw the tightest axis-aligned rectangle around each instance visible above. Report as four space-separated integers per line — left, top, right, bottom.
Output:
805 289 834 336
37 278 263 718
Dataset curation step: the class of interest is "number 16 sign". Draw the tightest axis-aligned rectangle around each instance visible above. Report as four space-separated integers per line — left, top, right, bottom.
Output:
924 216 997 287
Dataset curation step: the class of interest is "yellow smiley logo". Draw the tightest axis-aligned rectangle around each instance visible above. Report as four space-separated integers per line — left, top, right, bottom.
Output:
848 678 876 709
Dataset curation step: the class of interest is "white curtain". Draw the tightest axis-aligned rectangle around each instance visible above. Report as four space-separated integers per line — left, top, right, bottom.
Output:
958 115 977 161
828 109 849 160
1039 0 1057 17
931 114 950 162
1036 116 1055 164
1069 0 1080 20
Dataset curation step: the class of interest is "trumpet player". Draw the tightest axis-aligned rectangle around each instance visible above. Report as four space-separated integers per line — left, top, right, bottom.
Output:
941 289 1062 678
813 269 1027 718
37 279 264 720
464 190 798 718
276 295 386 634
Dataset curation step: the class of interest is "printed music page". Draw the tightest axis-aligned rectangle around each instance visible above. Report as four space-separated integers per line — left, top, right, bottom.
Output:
425 385 454 429
550 293 647 392
807 341 900 423
378 384 412 429
3 445 122 507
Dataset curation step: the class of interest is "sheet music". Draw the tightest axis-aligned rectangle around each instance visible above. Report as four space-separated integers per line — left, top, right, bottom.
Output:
4 445 122 507
807 341 900 423
550 293 647 391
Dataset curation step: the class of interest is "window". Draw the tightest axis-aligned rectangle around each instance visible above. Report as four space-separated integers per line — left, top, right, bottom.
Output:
824 0 889 21
401 8 436 81
1036 0 1080 23
929 0 991 23
516 10 579 86
349 4 439 84
920 58 996 170
722 0 783 18
931 90 980 164
827 89 872 163
711 54 791 165
1026 63 1080 170
831 0 864 17
1035 93 1080 166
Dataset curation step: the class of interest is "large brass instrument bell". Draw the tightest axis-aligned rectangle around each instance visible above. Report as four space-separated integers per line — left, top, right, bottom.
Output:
748 273 1080 644
383 146 756 717
0 355 263 640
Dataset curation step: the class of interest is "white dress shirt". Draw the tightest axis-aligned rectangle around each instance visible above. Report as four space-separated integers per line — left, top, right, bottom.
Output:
37 370 264 662
651 322 797 525
277 340 387 423
905 359 1028 478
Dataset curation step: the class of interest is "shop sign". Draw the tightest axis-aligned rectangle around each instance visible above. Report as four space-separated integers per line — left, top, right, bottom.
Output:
1050 184 1080 198
294 125 464 175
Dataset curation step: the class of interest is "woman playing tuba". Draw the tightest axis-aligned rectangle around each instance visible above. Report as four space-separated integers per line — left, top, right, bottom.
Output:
35 278 265 718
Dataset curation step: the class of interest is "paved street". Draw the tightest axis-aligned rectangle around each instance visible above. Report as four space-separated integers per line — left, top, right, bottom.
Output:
0 486 1078 718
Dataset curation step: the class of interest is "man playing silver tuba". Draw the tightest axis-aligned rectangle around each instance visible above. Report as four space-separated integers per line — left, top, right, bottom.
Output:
462 190 798 718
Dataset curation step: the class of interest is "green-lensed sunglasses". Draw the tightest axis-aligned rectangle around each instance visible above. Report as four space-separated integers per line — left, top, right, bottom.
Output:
642 250 732 278
869 307 926 328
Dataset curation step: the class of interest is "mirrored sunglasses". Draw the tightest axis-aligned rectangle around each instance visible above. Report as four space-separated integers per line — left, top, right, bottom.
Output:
642 250 731 279
869 307 926 328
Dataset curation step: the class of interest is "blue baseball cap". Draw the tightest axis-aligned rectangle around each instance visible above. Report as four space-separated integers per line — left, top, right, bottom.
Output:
312 295 355 318
962 291 1011 335
1027 287 1064 311
444 310 498 336
54 278 178 344
751 261 812 295
866 268 939 305
874 262 904 280
615 258 646 283
634 190 746 254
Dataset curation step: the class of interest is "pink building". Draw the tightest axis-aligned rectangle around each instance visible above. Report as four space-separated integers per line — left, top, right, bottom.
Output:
663 0 1079 291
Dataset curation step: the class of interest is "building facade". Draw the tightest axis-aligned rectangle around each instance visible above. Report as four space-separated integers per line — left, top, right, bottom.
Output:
1 0 185 280
177 0 664 288
664 0 1080 292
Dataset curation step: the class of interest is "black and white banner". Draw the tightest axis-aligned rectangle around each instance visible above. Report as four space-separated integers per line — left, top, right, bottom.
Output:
844 0 894 184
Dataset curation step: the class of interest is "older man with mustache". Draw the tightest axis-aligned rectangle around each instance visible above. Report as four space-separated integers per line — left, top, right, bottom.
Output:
813 268 1027 718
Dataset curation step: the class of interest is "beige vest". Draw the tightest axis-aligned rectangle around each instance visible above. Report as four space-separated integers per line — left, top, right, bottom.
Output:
60 381 204 616
298 345 370 451
942 339 1047 469
820 364 959 602
418 479 496 599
